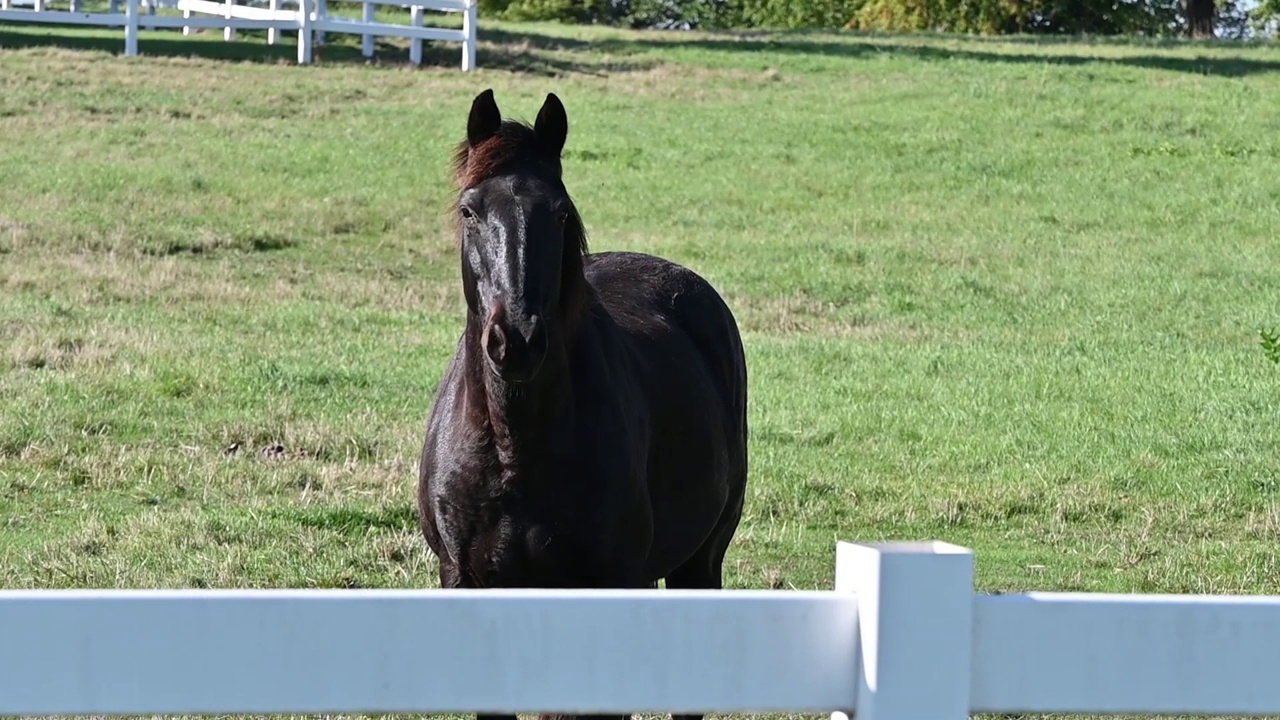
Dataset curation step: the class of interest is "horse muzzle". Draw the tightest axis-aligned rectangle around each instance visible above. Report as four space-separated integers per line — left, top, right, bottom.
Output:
481 305 548 384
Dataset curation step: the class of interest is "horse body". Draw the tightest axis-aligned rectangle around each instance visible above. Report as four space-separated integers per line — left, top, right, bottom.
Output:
416 89 748 720
419 249 746 590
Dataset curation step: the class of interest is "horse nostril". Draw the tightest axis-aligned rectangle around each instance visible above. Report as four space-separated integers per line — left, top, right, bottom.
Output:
483 320 507 367
481 309 547 383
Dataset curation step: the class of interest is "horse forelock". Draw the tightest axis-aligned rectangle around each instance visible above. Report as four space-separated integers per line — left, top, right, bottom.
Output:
451 120 555 190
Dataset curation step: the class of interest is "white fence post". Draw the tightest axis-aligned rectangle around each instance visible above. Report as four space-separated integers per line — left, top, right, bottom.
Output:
834 541 974 720
267 0 279 43
361 0 374 56
222 0 235 40
461 0 475 71
124 0 140 55
296 0 313 63
408 4 423 65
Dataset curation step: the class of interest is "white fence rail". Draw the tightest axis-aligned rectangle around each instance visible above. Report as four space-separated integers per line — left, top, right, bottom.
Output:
0 0 477 69
3 540 1280 719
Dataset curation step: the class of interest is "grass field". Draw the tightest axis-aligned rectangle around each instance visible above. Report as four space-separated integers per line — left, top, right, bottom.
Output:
1 16 1280 720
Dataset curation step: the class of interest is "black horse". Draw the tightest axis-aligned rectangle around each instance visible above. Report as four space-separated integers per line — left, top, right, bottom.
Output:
417 89 749 720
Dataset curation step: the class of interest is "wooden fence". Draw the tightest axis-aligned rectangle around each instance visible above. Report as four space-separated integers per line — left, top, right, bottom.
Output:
3 541 1279 719
0 0 477 69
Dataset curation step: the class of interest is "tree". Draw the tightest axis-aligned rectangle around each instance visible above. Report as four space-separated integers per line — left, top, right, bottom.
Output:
493 0 1250 37
1183 0 1216 37
1250 0 1280 35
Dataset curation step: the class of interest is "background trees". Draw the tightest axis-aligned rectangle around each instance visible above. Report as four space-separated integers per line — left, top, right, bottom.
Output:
478 0 1275 40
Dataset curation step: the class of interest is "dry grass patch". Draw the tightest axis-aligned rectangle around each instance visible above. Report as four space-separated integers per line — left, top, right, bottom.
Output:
3 320 129 372
613 63 788 99
730 289 935 340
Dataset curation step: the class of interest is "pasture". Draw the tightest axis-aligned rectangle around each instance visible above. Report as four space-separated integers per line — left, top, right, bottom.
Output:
1 18 1280 720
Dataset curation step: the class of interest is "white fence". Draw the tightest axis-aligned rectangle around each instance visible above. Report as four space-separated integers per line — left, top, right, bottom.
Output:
0 0 477 69
3 540 1280 719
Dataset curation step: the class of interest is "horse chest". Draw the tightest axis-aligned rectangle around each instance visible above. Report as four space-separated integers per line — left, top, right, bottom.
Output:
431 453 644 589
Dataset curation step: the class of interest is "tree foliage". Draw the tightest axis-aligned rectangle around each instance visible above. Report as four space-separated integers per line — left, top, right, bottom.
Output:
485 0 1276 36
1250 0 1280 34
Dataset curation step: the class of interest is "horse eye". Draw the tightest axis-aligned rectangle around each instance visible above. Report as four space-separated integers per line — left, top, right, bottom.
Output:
459 206 476 221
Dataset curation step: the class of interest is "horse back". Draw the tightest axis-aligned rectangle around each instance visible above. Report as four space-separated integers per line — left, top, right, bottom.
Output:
589 251 744 392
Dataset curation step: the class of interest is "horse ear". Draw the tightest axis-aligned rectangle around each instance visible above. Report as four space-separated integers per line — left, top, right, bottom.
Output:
534 93 567 157
467 89 502 148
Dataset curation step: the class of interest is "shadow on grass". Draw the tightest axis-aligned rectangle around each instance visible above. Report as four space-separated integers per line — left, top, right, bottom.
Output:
481 25 1280 78
0 24 656 74
4 19 1276 76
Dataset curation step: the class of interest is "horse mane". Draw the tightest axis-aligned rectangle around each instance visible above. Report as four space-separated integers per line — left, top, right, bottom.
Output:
450 119 590 260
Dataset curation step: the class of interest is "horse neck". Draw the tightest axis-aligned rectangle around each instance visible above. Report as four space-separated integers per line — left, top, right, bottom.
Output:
463 319 577 471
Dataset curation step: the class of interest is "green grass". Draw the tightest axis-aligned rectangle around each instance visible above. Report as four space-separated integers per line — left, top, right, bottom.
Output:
2 17 1280 720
